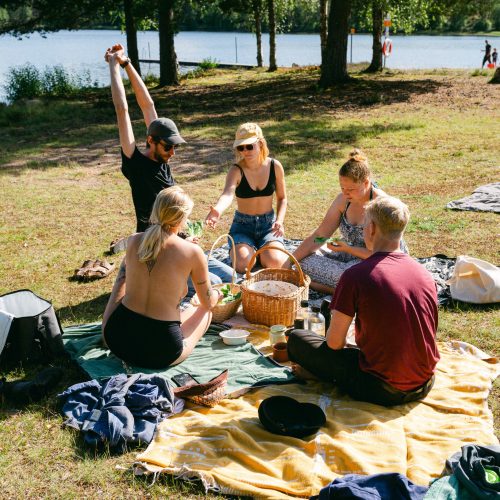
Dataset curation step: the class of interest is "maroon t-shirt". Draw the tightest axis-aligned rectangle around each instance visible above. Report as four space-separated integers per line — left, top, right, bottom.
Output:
331 252 439 391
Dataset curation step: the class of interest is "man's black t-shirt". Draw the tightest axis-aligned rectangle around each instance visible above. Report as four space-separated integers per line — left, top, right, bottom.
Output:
121 147 175 232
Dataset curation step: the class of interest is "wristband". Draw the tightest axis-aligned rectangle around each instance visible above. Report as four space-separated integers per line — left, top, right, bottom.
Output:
120 58 131 69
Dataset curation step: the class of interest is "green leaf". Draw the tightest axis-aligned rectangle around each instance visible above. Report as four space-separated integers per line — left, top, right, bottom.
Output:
186 220 204 237
314 236 340 244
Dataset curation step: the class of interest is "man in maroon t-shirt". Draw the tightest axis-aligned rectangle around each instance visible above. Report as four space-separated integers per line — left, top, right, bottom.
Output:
288 196 439 406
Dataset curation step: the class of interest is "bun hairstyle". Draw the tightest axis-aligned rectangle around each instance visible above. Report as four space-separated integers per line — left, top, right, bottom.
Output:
339 148 371 183
138 186 194 264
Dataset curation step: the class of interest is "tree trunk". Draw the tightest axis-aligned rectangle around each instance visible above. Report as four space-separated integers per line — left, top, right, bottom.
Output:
158 0 179 86
320 0 328 63
124 0 141 77
490 67 500 84
267 0 277 71
319 0 351 87
253 0 263 67
365 2 383 72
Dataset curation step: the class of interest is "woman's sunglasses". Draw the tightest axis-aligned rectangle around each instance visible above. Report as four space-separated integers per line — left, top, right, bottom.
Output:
236 144 255 152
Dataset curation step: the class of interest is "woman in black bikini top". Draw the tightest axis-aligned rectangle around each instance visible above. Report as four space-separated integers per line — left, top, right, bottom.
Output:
205 123 288 274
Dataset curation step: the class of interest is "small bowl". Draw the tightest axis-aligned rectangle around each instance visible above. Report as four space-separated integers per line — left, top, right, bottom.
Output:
219 329 250 346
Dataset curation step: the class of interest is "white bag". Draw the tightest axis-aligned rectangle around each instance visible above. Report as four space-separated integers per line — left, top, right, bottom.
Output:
446 256 500 304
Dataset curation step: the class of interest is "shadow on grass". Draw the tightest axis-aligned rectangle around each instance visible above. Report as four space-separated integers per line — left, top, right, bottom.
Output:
156 68 447 127
0 68 447 177
443 300 500 313
57 293 109 326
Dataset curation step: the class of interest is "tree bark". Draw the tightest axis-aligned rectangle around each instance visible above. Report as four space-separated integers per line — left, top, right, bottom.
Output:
158 0 179 86
267 0 277 71
319 0 328 63
123 0 141 76
253 0 263 67
319 0 352 87
490 67 500 84
365 2 383 72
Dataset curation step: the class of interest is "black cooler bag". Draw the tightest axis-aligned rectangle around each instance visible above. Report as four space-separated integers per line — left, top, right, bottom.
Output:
0 290 64 367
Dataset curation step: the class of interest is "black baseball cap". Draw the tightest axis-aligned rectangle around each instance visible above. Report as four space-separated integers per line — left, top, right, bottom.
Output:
147 118 186 145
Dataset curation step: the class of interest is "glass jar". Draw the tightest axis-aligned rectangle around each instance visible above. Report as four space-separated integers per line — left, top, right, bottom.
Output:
308 306 326 336
269 324 287 345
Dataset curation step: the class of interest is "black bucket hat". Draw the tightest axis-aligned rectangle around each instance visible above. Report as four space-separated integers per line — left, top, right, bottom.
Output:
258 396 326 439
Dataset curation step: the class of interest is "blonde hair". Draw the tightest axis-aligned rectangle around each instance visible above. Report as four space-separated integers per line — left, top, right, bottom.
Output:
338 148 371 183
365 195 410 239
138 186 194 263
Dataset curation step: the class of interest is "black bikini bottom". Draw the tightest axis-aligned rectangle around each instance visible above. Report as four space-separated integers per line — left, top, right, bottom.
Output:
103 303 183 369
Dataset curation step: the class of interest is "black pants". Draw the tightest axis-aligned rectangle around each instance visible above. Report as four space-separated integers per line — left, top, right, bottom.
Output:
287 329 434 406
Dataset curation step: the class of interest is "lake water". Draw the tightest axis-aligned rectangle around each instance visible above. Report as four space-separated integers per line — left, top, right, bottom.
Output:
0 29 498 101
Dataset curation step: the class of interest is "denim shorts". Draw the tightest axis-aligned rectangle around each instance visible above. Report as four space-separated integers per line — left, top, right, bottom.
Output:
229 210 284 250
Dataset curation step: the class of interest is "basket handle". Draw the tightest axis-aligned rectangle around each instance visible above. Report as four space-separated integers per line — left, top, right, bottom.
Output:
244 244 306 286
208 233 237 287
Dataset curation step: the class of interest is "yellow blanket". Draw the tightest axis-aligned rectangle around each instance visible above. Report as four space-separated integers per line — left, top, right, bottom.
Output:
135 335 499 499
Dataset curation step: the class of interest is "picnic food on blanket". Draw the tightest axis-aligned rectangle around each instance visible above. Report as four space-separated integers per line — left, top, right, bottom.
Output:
248 280 298 297
218 284 242 303
173 369 228 407
241 246 310 326
191 283 242 322
206 233 242 322
73 259 115 281
314 236 342 246
219 329 250 346
258 395 326 438
186 220 204 238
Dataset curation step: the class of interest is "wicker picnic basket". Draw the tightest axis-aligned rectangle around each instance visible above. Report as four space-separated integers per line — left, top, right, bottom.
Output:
192 234 241 323
241 245 310 327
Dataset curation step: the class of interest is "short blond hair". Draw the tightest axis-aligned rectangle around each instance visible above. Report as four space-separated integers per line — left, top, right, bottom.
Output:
138 186 193 263
365 196 410 239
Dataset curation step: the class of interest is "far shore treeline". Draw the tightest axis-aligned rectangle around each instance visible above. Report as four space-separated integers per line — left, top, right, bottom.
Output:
1 0 499 88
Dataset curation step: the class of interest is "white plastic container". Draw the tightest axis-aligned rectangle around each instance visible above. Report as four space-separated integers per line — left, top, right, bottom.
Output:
219 329 250 345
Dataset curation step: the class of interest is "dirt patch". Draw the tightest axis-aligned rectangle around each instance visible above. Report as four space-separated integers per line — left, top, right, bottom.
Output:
1 136 233 180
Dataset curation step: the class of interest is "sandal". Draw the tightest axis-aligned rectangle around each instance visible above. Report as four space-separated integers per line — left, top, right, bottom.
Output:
74 259 115 281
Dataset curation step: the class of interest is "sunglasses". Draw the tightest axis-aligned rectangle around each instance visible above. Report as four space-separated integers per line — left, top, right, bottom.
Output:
236 144 256 152
160 142 178 151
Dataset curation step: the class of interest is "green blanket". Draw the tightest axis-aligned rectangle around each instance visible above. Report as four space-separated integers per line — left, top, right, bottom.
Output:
63 323 296 395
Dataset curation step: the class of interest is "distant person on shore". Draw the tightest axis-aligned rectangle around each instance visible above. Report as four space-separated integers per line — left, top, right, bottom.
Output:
205 123 288 273
102 186 221 369
285 149 408 294
287 196 439 406
482 40 492 67
492 48 498 67
104 43 232 296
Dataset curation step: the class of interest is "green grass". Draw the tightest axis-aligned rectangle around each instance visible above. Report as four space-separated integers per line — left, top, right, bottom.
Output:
0 66 499 497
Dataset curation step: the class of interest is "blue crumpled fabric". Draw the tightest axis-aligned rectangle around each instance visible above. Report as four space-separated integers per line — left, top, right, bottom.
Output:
310 472 428 500
58 373 184 453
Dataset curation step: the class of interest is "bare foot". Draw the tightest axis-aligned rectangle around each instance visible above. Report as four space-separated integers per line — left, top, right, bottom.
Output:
291 363 320 381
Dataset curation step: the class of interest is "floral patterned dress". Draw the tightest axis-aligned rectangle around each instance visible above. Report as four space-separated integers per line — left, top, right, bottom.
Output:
299 201 409 289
